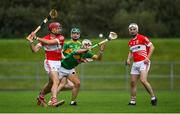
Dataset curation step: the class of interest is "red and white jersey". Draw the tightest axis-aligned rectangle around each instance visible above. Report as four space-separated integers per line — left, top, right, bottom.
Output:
128 34 152 62
38 34 65 61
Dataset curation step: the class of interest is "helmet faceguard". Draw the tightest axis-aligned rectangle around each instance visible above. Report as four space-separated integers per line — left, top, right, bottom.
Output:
128 23 138 36
48 22 62 35
71 28 80 40
82 39 92 49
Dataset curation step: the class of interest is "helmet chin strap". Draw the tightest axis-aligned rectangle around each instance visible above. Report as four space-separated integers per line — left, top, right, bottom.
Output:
130 33 137 38
72 36 80 40
51 31 60 35
72 38 78 41
50 29 61 35
131 34 136 38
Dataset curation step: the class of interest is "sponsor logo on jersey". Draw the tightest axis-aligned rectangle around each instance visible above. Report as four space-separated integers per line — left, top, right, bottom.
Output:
130 45 146 52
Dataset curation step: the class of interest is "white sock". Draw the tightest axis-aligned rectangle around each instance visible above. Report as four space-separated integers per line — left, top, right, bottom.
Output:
151 96 156 100
130 100 136 104
71 101 75 104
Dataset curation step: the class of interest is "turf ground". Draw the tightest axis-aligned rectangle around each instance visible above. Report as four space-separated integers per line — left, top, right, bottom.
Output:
1 39 180 62
0 90 179 113
0 39 180 113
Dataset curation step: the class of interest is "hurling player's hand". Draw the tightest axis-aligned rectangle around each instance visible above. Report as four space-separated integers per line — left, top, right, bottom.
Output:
99 43 105 51
126 59 131 66
144 58 150 64
26 33 33 43
30 31 36 39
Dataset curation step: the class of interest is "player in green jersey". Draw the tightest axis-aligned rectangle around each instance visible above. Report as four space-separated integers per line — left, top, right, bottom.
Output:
58 39 105 105
63 27 82 57
61 27 82 105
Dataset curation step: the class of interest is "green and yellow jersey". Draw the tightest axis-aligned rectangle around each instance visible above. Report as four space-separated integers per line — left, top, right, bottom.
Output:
61 51 94 70
63 40 81 57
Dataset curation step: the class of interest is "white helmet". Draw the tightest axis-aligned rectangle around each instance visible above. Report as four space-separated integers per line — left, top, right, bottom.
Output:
82 39 92 49
128 23 139 36
128 23 139 32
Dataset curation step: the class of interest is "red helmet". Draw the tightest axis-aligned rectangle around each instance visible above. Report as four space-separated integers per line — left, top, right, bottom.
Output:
48 22 61 31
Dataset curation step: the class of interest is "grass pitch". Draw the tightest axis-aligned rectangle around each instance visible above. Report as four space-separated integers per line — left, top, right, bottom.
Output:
0 39 180 113
1 39 180 62
0 90 179 113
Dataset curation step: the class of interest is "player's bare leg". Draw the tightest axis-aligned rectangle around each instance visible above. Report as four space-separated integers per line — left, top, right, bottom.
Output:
39 77 73 96
140 70 157 105
67 73 80 105
58 77 67 92
59 79 74 91
44 79 53 95
49 77 72 107
128 74 139 105
37 80 52 107
140 70 155 96
48 71 61 107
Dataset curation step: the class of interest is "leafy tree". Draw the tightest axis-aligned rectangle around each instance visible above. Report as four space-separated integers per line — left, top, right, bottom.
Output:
0 0 179 38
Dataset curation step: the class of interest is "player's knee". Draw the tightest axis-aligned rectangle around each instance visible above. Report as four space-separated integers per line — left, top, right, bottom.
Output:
68 82 75 89
69 84 74 89
140 78 147 84
74 81 80 88
130 80 136 86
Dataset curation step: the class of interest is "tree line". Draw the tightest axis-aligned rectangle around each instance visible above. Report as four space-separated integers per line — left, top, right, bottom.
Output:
0 0 179 39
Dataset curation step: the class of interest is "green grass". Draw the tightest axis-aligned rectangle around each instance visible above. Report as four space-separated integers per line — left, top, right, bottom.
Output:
0 38 180 61
0 90 179 113
0 39 180 112
1 61 180 90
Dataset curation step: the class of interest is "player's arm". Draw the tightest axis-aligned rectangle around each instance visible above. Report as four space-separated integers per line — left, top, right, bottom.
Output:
76 49 89 54
35 37 59 45
26 33 41 53
30 31 59 45
147 43 155 59
126 51 132 65
144 37 155 63
91 44 105 61
29 43 41 53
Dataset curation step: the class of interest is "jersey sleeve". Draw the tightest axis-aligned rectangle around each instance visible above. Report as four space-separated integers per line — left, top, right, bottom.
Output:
57 36 65 46
128 40 132 51
128 41 130 47
40 35 49 46
143 37 152 47
85 52 94 58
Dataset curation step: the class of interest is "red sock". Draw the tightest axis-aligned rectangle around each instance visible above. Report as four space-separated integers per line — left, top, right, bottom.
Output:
51 97 57 103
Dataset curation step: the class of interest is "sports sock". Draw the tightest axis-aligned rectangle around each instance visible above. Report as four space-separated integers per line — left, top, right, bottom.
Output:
130 96 136 104
151 96 156 100
70 101 76 104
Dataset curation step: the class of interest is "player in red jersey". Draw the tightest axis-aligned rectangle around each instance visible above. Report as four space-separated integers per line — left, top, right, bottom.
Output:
28 27 83 106
126 23 157 106
27 22 65 107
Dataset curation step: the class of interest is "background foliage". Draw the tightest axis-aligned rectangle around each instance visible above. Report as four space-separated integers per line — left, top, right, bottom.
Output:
0 0 179 38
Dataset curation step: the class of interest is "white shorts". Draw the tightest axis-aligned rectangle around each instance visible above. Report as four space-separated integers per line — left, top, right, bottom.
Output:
59 66 75 77
44 59 61 74
130 61 150 75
